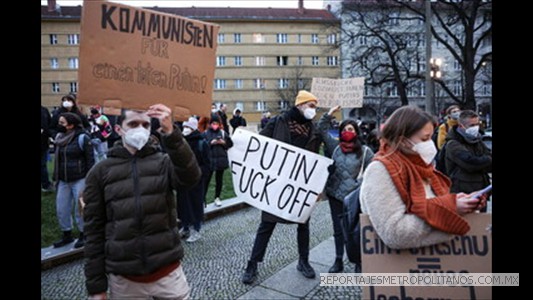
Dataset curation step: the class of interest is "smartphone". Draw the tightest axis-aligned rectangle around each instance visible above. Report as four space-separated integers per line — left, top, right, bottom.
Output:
472 184 492 199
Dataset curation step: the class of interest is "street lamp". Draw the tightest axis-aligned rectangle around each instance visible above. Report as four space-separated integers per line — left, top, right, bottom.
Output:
429 58 443 116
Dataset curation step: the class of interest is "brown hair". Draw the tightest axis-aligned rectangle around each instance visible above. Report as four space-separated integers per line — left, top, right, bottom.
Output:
381 106 437 154
445 105 460 115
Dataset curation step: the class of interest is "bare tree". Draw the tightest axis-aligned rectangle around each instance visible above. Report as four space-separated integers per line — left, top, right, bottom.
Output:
397 0 492 110
275 66 310 111
340 1 426 106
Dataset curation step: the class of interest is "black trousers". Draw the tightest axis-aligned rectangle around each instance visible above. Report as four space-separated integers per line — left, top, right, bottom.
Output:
328 196 345 259
249 220 310 263
206 169 224 199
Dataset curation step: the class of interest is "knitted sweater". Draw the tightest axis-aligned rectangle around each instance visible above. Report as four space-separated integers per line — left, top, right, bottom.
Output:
360 161 455 249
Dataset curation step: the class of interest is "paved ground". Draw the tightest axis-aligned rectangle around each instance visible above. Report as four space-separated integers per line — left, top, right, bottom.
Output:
41 200 363 299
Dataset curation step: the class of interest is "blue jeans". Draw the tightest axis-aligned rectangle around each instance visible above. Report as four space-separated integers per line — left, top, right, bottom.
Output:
91 138 108 163
56 179 85 232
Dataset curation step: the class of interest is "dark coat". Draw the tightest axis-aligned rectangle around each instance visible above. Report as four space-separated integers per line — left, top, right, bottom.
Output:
259 107 322 223
444 126 492 193
203 128 233 171
229 115 247 133
83 128 201 295
53 129 95 183
41 106 52 153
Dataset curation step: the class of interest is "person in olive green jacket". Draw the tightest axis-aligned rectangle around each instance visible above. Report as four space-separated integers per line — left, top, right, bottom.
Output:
83 104 201 300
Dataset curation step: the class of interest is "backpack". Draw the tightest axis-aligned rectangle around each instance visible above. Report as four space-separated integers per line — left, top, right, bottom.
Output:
340 187 362 265
431 122 448 149
435 141 448 175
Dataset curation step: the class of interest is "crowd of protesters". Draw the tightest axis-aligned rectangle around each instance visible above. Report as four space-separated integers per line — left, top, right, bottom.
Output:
41 92 492 299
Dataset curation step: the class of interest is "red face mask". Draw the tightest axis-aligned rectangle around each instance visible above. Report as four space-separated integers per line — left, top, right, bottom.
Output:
340 131 357 142
211 124 220 131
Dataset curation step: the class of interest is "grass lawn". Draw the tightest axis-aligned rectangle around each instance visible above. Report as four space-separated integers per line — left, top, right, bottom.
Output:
41 156 236 247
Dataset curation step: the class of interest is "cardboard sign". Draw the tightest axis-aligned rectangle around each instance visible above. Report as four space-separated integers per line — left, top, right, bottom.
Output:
361 213 492 300
311 77 364 108
78 0 219 120
228 128 333 223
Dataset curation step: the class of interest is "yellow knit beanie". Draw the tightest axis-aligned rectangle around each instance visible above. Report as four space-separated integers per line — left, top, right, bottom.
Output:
295 90 318 106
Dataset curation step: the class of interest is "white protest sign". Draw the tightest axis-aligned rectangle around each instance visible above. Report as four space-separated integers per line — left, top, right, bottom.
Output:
311 77 365 108
228 128 333 223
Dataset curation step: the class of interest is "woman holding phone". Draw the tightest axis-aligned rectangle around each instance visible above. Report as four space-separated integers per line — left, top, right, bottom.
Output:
360 106 487 249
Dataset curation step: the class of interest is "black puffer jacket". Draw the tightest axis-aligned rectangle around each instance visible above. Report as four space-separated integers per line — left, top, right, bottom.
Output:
83 128 201 295
203 128 233 171
53 129 95 183
444 126 492 193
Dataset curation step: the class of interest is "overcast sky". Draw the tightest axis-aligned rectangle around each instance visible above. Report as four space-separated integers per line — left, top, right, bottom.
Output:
41 0 326 9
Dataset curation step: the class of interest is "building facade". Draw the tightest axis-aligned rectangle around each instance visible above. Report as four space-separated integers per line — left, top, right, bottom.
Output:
325 0 492 126
41 3 340 124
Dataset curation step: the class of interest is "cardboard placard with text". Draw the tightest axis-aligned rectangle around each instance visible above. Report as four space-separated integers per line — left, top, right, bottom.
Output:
361 213 492 300
78 0 219 120
227 128 333 223
311 77 364 108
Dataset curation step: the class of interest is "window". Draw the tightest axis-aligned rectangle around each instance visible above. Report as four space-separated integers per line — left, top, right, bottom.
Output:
327 56 338 66
311 56 319 66
254 78 266 89
278 78 289 89
454 59 461 71
482 34 492 47
235 102 244 112
277 56 288 66
311 34 319 44
387 12 400 25
297 56 303 65
276 33 288 44
216 56 226 66
418 33 425 47
215 79 226 89
482 82 492 96
52 83 60 93
387 84 398 97
420 82 426 96
235 79 243 89
364 85 372 96
298 79 305 89
359 36 367 45
256 101 267 111
68 57 79 69
255 56 266 66
327 34 337 44
234 56 243 66
50 58 59 69
279 100 290 110
297 34 302 43
67 34 79 45
453 80 462 96
70 82 78 93
253 33 264 43
407 85 416 97
49 34 58 45
218 33 225 43
234 33 241 43
419 59 426 72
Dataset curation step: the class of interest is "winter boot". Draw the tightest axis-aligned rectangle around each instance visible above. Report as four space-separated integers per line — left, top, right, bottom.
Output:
241 260 258 284
328 258 344 273
297 258 316 278
74 232 85 249
53 230 74 248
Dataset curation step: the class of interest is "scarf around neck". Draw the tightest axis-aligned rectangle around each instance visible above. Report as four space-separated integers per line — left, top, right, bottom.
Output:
373 144 470 235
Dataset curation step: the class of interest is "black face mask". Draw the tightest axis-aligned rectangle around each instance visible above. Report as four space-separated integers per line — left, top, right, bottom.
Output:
90 109 99 115
57 125 67 133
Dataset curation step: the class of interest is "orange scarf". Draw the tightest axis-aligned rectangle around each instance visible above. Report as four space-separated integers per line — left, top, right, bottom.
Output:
374 144 470 235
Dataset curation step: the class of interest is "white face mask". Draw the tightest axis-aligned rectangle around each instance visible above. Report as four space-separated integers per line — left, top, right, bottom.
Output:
465 125 480 137
182 127 193 136
62 101 73 109
450 111 461 120
303 107 316 120
411 139 438 165
211 109 218 113
123 126 151 150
